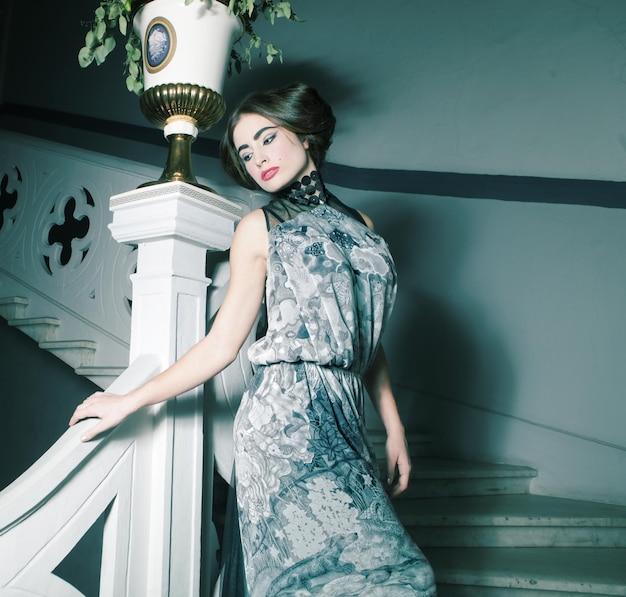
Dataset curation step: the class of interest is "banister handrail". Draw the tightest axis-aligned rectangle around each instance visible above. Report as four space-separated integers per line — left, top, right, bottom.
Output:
0 354 163 593
0 354 162 529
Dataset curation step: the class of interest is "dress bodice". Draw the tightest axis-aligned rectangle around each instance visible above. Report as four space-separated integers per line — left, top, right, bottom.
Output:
247 199 397 374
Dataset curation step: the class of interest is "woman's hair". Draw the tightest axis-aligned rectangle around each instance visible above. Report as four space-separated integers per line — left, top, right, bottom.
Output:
220 82 336 190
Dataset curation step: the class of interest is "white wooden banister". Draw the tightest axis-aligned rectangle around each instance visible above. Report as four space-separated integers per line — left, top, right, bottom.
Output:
0 354 161 524
0 353 162 595
0 173 245 596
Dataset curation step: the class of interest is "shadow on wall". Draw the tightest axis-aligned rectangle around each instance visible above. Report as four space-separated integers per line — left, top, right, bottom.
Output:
370 195 518 460
211 59 374 140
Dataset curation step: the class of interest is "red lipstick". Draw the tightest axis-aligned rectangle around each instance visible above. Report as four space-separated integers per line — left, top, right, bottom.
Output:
261 167 279 181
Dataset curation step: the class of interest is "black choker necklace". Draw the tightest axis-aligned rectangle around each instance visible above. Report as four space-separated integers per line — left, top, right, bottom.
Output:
284 171 327 206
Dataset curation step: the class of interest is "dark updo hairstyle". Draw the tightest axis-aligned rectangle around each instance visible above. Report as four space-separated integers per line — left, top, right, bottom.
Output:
220 82 336 190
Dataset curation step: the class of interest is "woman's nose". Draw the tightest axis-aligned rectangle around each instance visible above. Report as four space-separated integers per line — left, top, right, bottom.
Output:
255 152 267 167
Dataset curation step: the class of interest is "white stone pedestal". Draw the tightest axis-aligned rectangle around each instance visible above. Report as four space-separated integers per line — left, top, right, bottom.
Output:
108 181 242 596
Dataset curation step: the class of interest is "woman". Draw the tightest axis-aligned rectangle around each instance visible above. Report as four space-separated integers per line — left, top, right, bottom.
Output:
70 82 436 596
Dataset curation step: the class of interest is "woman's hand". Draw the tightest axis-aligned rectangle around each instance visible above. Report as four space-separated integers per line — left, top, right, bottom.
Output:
385 428 412 498
363 346 412 497
69 391 136 442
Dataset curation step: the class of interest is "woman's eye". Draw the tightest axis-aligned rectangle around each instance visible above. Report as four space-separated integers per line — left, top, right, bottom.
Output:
263 133 276 146
241 153 252 163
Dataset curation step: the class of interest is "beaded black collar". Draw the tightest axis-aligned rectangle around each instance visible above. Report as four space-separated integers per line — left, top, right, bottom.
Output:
282 171 328 206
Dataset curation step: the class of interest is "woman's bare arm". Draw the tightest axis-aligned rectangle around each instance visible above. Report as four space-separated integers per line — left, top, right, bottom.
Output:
357 209 410 496
363 346 411 497
69 209 269 441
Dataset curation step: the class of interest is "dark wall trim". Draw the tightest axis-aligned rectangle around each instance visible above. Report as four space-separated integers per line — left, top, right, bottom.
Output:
2 103 625 209
323 163 626 210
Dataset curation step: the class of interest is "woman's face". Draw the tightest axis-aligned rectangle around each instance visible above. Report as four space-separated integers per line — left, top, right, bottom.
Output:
232 113 316 193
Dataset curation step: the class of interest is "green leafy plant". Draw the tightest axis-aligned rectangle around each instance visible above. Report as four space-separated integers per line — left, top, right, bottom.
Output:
227 0 299 75
78 0 300 96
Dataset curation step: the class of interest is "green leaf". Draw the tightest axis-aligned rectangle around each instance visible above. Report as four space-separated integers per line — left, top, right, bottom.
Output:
92 36 116 65
95 20 106 41
104 36 116 53
93 45 108 65
77 47 94 68
275 2 291 19
95 6 105 20
119 15 127 36
263 6 275 25
242 46 252 65
265 42 279 64
85 30 95 48
109 4 121 19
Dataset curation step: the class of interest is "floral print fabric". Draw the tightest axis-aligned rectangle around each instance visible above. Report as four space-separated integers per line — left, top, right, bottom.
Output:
233 203 436 596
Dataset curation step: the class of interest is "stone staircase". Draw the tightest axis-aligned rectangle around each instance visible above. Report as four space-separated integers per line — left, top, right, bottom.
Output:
0 296 126 389
370 432 626 596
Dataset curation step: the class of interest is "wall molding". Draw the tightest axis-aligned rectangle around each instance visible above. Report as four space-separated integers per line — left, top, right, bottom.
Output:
2 103 625 209
403 384 626 454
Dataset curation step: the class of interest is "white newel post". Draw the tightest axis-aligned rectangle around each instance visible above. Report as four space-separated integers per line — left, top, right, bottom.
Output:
108 181 242 596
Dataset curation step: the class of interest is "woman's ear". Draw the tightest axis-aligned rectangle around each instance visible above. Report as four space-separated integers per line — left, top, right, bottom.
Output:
296 132 311 151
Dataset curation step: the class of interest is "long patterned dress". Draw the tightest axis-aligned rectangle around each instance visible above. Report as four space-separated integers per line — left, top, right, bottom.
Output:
232 196 436 596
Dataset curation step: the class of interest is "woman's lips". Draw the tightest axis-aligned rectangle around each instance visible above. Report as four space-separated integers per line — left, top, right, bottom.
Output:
261 167 279 181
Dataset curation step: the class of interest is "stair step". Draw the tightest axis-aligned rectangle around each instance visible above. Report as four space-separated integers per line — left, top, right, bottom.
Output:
397 494 626 548
392 458 537 498
75 366 127 389
436 588 624 597
369 430 433 459
0 298 125 387
0 296 29 320
8 316 61 343
39 340 97 369
425 547 626 596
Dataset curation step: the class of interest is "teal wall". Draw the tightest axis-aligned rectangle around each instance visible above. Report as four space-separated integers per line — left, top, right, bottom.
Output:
342 186 626 505
1 0 625 505
3 0 625 180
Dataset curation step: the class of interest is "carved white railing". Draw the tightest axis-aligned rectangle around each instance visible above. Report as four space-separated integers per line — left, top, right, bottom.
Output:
0 354 162 596
0 130 255 595
0 131 152 385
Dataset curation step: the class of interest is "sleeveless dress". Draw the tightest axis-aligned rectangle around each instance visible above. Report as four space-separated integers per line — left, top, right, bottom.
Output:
231 195 436 596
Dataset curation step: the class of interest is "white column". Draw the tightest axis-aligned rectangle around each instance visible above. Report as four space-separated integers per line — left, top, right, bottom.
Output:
108 181 243 596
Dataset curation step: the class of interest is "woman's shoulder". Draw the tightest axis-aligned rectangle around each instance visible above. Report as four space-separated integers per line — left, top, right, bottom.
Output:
357 210 375 231
236 207 268 231
232 208 269 254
